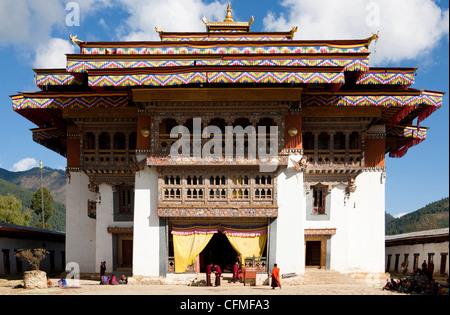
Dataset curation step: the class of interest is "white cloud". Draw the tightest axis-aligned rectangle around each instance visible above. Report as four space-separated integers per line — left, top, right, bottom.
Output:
12 158 38 172
394 212 408 219
0 0 65 47
0 0 108 68
263 0 449 65
116 0 228 41
34 38 76 69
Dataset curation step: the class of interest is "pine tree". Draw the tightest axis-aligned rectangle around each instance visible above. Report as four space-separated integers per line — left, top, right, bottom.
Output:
31 187 54 229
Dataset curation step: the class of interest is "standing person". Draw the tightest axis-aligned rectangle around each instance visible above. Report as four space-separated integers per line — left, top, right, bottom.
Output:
271 263 281 290
100 261 106 277
428 260 435 276
206 263 213 287
214 264 222 287
232 261 239 283
422 260 428 271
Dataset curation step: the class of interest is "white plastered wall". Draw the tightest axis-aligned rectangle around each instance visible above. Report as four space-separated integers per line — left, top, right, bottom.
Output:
95 183 114 273
65 172 97 273
132 163 160 277
275 156 305 275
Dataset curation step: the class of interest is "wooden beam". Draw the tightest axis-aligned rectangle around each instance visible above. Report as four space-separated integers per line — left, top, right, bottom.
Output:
62 107 138 119
302 106 382 118
132 87 303 102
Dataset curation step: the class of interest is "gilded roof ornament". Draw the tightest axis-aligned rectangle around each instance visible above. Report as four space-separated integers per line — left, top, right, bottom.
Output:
155 27 164 39
224 3 234 22
203 3 254 32
290 26 298 39
367 31 380 53
69 34 85 47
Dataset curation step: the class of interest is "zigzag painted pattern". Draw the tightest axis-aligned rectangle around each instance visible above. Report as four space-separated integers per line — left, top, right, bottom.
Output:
88 71 344 87
67 58 369 73
162 36 291 42
357 73 415 85
35 74 83 87
32 128 65 141
303 93 443 108
206 71 345 84
12 96 129 110
82 44 368 55
89 72 207 87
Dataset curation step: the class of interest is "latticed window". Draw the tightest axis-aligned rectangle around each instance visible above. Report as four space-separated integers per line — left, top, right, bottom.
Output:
118 185 134 214
312 185 326 215
160 172 276 204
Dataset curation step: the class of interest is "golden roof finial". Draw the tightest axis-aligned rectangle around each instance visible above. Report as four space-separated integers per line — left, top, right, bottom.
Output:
69 34 85 47
224 3 234 22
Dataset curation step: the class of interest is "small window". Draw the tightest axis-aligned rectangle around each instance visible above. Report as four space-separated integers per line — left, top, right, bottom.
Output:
118 186 134 214
312 185 327 215
88 200 97 219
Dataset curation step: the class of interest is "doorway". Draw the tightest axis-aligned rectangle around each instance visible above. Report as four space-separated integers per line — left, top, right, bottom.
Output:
199 233 239 273
122 240 133 267
305 241 322 266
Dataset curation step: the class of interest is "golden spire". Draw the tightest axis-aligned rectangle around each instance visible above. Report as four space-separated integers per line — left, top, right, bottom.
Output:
224 3 234 22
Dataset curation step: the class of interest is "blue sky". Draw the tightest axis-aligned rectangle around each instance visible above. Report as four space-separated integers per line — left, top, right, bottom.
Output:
0 0 448 216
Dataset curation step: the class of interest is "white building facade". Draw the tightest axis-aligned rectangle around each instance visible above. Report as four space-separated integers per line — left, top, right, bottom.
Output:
12 7 443 282
385 228 449 277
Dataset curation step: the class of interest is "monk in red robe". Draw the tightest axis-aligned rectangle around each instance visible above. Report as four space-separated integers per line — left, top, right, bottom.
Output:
206 263 213 287
232 262 239 283
214 265 222 287
271 264 281 289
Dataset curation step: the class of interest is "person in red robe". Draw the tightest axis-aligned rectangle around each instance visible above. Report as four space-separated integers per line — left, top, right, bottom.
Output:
271 263 281 289
232 262 239 283
214 264 222 287
206 263 213 287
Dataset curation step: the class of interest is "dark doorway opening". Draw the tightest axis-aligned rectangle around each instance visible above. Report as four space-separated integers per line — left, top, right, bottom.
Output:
305 241 322 266
122 240 133 267
199 233 239 273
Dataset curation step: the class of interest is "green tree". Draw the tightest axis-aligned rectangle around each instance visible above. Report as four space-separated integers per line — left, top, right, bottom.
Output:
0 195 31 226
31 187 53 229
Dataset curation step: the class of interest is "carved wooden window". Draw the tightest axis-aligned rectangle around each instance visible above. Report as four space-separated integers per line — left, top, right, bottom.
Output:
160 172 275 204
118 185 134 214
163 175 182 201
312 185 326 215
209 176 227 200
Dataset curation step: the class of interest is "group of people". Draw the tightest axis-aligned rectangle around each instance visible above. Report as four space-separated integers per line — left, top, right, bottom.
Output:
205 261 281 289
383 260 448 295
205 262 224 286
99 261 128 285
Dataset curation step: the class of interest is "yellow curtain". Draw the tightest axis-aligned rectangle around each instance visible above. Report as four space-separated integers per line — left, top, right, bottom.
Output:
225 234 267 264
173 233 215 274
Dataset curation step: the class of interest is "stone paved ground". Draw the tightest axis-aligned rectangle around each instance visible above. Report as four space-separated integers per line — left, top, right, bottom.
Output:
0 277 402 295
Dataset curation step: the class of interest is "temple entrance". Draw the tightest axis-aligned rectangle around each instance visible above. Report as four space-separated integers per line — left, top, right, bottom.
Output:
199 233 239 273
305 241 322 267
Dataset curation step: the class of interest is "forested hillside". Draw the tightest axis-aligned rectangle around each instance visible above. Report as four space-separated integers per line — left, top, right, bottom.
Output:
0 176 66 232
386 197 449 235
0 167 66 204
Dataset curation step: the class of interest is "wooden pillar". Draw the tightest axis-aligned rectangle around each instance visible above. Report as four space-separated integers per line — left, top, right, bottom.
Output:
67 126 81 168
284 115 302 151
344 130 351 166
313 131 320 166
136 114 152 151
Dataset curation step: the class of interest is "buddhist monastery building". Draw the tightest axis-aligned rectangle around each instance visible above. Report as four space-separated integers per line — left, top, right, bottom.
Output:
11 5 445 282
